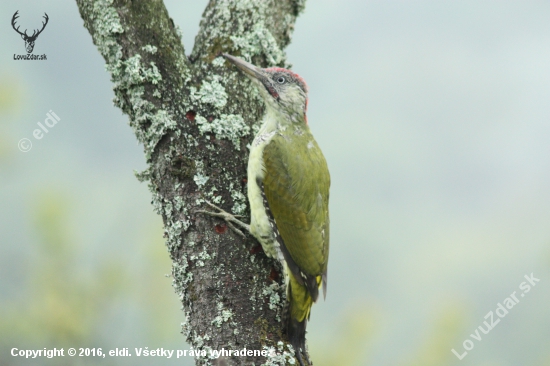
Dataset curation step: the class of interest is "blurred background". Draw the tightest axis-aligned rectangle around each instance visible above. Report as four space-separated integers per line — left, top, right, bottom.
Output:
1 1 550 365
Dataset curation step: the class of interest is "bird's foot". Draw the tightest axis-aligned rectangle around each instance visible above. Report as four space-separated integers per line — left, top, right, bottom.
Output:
196 201 251 238
294 345 312 366
289 332 312 366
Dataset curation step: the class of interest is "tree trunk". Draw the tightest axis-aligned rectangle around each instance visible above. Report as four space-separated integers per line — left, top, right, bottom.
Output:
76 0 307 364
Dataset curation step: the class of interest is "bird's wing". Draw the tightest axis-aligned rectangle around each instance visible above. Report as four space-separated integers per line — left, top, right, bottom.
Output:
261 129 330 292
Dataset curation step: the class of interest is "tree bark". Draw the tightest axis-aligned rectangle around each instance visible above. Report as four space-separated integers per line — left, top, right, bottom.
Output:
76 0 307 365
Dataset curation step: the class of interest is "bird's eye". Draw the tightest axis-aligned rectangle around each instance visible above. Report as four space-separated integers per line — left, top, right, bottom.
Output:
277 76 286 84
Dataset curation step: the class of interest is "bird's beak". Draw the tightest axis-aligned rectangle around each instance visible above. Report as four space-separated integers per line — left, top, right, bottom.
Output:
221 54 264 80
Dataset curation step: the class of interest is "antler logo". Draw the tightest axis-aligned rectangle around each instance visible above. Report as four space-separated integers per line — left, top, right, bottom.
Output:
11 11 49 54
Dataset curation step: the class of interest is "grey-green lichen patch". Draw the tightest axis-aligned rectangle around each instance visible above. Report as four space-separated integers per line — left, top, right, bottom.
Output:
86 0 124 65
174 196 185 211
85 0 178 161
140 109 177 159
142 44 158 54
166 219 183 250
193 160 210 188
107 53 176 159
212 301 233 327
190 249 212 267
190 76 228 109
230 184 248 215
180 312 191 339
150 191 164 216
174 24 183 40
133 167 152 182
194 173 209 188
187 333 214 364
246 264 285 324
164 202 174 220
191 0 292 68
196 114 251 150
109 54 162 85
174 196 191 231
293 0 307 14
173 260 193 300
262 282 282 312
158 195 186 251
231 191 246 215
262 342 296 366
182 220 191 232
211 195 222 204
211 57 226 68
231 22 285 66
204 185 224 204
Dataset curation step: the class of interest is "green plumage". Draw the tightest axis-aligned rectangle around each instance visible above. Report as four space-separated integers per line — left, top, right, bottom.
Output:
262 126 330 329
262 128 330 282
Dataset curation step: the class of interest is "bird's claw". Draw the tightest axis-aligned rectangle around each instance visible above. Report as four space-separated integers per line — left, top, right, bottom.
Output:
197 200 251 238
226 221 246 238
295 346 312 366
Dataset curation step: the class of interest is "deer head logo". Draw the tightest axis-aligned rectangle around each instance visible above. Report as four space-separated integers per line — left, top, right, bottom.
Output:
12 11 49 54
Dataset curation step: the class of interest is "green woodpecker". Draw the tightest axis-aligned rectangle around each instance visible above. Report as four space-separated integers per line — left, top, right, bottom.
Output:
204 54 330 366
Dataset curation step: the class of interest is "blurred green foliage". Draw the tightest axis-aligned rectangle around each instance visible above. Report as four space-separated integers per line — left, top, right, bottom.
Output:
0 73 21 160
311 302 375 366
399 307 465 366
0 74 21 112
0 189 184 365
0 191 122 364
311 304 468 366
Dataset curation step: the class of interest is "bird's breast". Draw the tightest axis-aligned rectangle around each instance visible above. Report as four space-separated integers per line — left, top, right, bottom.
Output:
247 129 280 259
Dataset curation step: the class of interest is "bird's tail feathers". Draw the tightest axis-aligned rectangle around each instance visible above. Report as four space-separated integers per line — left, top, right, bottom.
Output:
284 271 322 366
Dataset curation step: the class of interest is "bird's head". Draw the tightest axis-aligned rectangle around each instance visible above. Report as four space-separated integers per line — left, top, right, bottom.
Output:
222 54 308 124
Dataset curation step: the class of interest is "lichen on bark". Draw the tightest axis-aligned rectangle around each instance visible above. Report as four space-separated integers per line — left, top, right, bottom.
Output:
76 0 308 365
